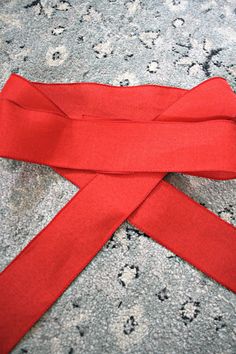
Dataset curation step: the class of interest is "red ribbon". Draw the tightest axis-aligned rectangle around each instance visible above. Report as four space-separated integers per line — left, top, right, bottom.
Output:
0 73 236 353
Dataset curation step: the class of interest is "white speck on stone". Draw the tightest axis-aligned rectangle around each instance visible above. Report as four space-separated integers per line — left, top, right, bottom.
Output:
218 211 233 224
125 0 142 15
93 40 113 58
181 302 197 319
54 0 71 11
188 62 202 76
147 60 159 73
203 38 213 53
172 18 185 28
82 6 102 22
139 30 160 48
39 0 54 18
46 45 69 66
51 26 65 36
119 266 137 286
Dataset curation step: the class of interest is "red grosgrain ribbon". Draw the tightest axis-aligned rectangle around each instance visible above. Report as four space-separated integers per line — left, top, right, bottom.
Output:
0 73 236 353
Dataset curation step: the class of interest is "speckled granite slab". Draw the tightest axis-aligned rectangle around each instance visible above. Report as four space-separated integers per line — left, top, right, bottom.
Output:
0 1 236 353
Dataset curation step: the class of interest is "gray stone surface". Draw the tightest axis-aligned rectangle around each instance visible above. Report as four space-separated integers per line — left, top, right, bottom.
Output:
0 0 236 353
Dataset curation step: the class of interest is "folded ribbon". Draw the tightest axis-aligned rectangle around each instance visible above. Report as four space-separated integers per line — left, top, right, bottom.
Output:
0 73 236 353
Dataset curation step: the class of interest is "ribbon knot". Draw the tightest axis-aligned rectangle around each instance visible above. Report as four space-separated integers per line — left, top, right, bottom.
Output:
0 73 236 353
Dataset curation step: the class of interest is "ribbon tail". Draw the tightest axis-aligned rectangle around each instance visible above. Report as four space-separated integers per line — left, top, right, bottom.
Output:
0 172 160 353
129 180 236 293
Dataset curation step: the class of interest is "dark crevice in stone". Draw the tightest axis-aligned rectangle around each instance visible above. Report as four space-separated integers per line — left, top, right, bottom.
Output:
156 287 169 302
214 315 227 331
72 299 80 308
77 36 84 43
24 0 42 14
202 48 224 77
52 51 61 60
105 234 119 249
126 225 148 240
124 53 134 61
24 0 41 8
76 325 85 337
123 316 138 335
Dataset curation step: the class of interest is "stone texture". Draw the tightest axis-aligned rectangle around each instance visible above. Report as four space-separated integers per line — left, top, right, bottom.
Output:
0 0 236 353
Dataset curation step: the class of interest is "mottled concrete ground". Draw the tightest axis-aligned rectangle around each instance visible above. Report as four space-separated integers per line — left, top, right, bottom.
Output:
0 1 236 353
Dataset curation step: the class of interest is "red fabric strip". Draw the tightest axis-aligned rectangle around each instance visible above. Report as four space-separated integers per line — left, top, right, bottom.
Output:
0 73 235 353
0 98 235 176
129 180 236 293
0 173 163 354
